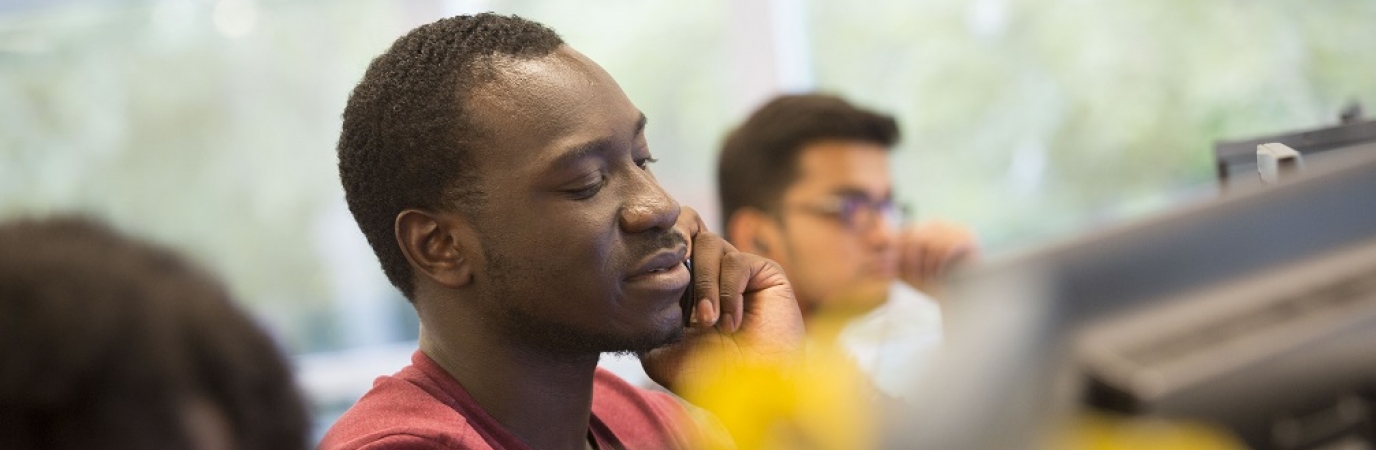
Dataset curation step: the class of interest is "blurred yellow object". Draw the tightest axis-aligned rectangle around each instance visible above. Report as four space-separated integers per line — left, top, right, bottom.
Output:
679 311 878 450
1050 413 1249 450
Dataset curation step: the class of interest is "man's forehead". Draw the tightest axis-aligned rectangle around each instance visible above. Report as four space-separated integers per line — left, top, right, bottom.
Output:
467 47 612 126
462 46 640 172
790 141 893 195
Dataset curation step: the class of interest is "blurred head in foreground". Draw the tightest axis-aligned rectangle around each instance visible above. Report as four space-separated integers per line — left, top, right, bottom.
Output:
0 217 309 450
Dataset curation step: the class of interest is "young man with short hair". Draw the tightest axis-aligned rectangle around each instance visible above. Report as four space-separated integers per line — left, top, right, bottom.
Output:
717 93 978 396
321 13 804 450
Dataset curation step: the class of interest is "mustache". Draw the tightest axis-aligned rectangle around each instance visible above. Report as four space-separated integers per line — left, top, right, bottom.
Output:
628 230 688 258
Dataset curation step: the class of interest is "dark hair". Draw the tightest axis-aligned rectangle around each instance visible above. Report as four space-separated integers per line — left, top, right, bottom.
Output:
0 217 310 450
716 93 901 232
338 13 564 299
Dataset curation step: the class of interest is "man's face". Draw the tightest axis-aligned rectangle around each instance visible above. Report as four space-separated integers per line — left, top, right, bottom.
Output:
771 141 899 316
458 46 689 354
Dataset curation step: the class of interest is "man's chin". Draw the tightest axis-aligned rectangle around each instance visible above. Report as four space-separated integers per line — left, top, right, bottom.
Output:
497 303 685 355
814 282 890 318
608 321 684 355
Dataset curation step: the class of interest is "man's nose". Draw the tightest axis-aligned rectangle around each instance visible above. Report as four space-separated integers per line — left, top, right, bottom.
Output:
619 171 680 233
865 211 900 249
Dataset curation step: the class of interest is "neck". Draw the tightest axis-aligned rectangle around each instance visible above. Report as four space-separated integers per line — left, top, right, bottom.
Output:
418 300 600 450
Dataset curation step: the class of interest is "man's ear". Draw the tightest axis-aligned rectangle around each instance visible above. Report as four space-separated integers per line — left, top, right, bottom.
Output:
727 207 784 259
395 209 476 290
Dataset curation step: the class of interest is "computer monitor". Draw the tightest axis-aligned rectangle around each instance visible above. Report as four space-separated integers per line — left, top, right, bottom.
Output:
1214 118 1376 188
888 150 1376 449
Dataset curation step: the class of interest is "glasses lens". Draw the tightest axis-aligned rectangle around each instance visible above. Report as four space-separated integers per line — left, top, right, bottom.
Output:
879 200 904 229
807 195 907 230
835 196 867 228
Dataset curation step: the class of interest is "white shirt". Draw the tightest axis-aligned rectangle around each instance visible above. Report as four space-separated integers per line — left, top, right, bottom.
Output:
837 282 944 400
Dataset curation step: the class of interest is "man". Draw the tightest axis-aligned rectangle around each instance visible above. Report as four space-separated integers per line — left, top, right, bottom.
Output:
321 13 803 450
0 217 310 450
716 93 978 396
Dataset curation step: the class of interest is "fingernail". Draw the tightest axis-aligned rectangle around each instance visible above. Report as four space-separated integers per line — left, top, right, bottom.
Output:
696 298 715 325
720 312 735 332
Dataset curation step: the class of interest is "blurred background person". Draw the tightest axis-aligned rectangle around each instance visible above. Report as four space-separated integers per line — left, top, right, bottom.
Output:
717 93 978 398
0 217 311 450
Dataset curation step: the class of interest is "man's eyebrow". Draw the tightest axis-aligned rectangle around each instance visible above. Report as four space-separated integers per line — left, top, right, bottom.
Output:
546 112 649 170
633 113 647 137
548 140 612 171
827 186 893 200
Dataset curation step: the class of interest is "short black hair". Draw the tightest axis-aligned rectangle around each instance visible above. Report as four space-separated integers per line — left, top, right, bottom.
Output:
716 93 901 232
0 217 309 450
338 13 564 299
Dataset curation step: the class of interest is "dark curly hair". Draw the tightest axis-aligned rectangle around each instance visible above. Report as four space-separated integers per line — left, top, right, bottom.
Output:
338 13 564 299
0 217 309 450
717 93 901 232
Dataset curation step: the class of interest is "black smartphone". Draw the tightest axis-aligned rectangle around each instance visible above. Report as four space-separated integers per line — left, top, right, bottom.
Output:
679 258 695 326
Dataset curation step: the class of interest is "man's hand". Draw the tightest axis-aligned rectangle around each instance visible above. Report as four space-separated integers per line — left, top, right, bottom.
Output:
640 207 805 391
898 219 979 299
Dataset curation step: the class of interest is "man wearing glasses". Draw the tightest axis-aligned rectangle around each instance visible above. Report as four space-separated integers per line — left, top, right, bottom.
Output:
716 93 977 398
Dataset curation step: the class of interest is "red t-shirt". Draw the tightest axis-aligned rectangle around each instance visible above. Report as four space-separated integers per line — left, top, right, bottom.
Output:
318 351 699 450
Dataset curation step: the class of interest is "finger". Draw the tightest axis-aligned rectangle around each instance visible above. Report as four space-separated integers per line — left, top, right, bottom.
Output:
935 230 979 275
689 230 726 328
715 250 751 333
916 242 941 283
673 207 716 327
899 227 923 282
925 241 950 280
941 243 977 273
721 252 794 335
673 206 703 259
925 232 958 279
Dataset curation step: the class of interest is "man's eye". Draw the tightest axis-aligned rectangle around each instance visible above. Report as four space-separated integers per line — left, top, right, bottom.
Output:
568 175 606 199
634 156 658 170
837 197 868 221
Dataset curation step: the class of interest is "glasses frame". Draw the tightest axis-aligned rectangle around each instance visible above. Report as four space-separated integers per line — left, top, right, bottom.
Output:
782 193 912 232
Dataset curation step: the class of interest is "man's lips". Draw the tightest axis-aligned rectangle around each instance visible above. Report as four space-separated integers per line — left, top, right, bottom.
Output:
624 248 691 293
867 258 899 277
627 247 689 280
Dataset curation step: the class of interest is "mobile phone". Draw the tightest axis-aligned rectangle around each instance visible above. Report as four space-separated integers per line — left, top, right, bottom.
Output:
680 258 695 326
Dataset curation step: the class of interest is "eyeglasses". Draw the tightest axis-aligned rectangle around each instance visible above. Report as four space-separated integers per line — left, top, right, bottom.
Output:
785 194 909 231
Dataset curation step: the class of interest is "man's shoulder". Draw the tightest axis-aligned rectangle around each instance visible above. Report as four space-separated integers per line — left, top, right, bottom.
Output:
590 367 702 448
588 366 679 415
319 365 485 450
320 432 455 450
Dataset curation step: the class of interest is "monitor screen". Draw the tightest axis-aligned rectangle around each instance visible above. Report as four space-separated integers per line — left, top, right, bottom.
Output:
1214 119 1376 188
889 150 1376 450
